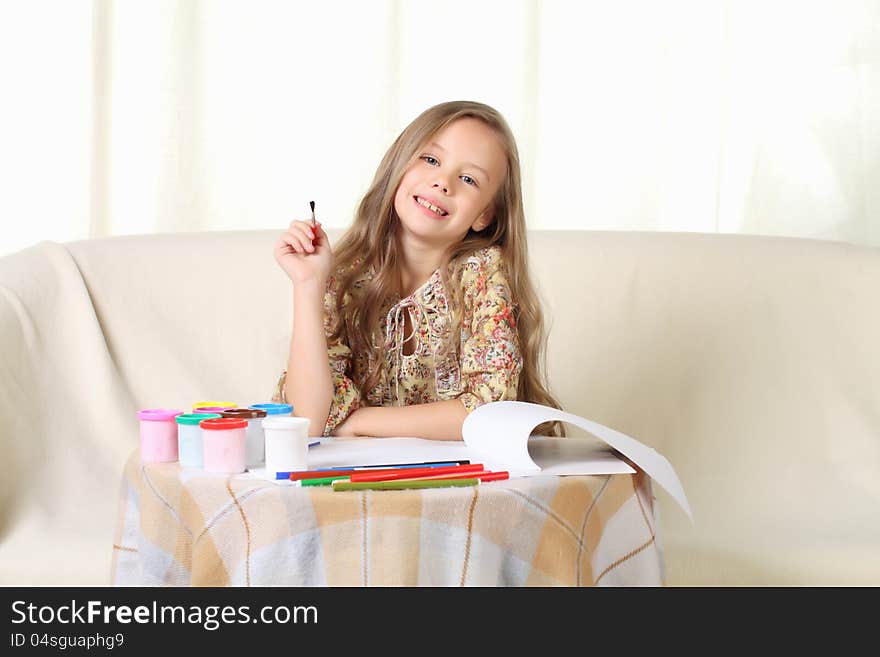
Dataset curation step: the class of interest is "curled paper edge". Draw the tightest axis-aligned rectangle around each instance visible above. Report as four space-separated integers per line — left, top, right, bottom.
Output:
463 401 692 521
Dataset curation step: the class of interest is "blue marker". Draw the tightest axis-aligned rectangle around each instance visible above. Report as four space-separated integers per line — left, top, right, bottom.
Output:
328 460 468 471
274 460 471 480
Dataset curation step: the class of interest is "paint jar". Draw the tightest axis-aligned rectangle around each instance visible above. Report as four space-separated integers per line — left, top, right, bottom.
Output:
249 403 293 417
263 416 311 477
138 409 185 463
175 413 221 468
193 405 235 415
200 417 248 474
193 401 237 411
220 408 268 467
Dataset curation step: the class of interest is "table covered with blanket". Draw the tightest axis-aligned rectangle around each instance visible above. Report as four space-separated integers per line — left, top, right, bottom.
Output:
111 449 665 586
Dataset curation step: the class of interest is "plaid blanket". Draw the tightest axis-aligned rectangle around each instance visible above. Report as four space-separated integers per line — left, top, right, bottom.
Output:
111 450 664 586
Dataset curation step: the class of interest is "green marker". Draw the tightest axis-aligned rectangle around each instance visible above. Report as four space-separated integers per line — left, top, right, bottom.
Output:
332 478 479 492
300 475 349 487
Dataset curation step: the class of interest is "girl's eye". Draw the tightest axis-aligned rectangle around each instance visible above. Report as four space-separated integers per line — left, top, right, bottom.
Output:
420 155 478 187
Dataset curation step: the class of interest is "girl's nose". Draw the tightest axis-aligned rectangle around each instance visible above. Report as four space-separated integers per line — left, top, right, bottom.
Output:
432 181 448 194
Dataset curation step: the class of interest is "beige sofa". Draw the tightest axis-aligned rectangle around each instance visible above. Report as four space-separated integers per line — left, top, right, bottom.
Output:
1 229 878 586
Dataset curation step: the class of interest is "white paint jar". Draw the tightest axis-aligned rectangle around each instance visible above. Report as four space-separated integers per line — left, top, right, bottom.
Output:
262 416 310 477
175 412 221 468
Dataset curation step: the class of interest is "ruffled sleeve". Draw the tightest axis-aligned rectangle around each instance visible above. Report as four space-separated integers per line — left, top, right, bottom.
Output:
320 273 363 435
273 271 363 437
457 248 523 413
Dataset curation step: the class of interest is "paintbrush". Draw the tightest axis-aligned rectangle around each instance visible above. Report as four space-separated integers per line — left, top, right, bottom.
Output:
308 200 317 247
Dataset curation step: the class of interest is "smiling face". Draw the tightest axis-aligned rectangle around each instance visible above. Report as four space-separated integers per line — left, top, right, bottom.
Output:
392 117 508 250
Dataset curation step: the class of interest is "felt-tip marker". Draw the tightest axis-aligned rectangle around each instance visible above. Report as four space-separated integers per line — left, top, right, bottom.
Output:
285 467 419 481
298 475 350 487
332 478 480 492
327 460 470 471
349 469 508 484
278 461 475 481
348 463 484 483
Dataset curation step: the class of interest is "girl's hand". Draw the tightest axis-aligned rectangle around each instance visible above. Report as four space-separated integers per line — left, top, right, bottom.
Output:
330 409 365 438
274 219 333 284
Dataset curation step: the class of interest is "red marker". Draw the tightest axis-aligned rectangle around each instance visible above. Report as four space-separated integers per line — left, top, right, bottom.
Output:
392 470 509 483
289 467 402 482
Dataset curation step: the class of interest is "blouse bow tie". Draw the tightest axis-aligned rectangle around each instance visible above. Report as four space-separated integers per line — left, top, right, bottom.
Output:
383 282 449 405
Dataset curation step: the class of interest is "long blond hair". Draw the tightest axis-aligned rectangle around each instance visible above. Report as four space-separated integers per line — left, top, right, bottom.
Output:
330 100 563 435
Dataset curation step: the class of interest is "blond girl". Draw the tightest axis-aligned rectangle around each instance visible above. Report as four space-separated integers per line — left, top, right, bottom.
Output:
273 100 561 439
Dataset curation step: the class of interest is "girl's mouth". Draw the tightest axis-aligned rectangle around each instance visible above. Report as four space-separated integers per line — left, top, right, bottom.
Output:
413 196 449 218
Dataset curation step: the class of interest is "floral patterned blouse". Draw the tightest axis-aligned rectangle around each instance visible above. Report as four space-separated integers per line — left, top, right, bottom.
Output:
272 245 522 436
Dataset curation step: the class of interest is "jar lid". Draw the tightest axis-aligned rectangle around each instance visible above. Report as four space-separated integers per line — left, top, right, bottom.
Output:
250 403 294 415
221 408 267 419
138 409 185 422
200 417 248 431
193 401 237 409
176 412 221 425
262 416 310 431
193 406 234 414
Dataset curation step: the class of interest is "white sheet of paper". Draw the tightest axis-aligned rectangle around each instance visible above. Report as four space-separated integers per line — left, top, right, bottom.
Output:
307 437 474 470
462 401 692 520
522 437 635 476
306 436 633 476
248 402 691 522
251 435 633 482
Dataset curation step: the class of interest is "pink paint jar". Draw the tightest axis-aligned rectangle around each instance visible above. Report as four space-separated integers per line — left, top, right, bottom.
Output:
138 409 185 462
220 408 268 467
200 417 247 473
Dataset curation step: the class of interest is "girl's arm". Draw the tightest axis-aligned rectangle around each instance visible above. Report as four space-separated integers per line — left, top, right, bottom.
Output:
332 400 468 441
275 219 335 437
286 279 333 437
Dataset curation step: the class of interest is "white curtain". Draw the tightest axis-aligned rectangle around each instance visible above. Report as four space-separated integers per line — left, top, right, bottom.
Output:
2 0 878 257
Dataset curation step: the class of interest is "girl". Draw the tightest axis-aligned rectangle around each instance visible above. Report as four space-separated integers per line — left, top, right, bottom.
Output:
272 100 562 440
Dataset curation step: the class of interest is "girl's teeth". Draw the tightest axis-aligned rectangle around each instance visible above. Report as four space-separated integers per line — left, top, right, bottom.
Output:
417 197 447 216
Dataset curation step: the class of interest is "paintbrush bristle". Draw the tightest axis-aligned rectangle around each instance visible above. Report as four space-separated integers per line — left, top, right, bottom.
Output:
309 201 315 213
